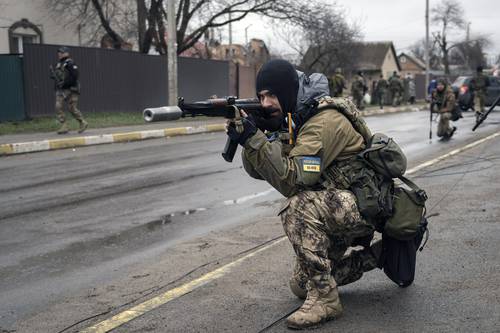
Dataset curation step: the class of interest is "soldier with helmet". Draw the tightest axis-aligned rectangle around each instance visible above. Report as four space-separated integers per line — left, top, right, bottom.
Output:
431 78 457 140
470 65 490 119
389 71 403 106
50 46 88 134
351 71 367 109
329 68 346 97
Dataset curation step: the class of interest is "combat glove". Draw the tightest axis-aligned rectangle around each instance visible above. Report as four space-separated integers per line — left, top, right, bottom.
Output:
227 115 257 146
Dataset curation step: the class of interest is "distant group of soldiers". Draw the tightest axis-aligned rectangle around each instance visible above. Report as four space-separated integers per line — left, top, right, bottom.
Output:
429 65 490 141
329 69 416 110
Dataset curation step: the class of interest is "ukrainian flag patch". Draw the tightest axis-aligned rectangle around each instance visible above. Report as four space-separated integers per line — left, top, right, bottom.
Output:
300 156 321 173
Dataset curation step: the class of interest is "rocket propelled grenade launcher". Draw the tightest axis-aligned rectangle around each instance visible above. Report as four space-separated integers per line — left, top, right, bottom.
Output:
143 96 264 162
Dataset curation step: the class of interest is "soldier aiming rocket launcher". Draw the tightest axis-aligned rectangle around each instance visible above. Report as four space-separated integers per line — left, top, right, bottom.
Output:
472 94 500 131
143 96 264 162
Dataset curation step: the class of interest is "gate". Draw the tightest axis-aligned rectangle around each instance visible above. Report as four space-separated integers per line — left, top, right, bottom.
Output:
0 55 25 121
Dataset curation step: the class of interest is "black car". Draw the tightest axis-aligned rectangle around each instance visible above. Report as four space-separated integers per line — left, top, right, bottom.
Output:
451 75 500 110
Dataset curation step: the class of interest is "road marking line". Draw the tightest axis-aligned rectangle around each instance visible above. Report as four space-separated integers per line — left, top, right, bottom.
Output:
81 130 500 332
406 132 500 175
223 188 276 205
80 237 286 333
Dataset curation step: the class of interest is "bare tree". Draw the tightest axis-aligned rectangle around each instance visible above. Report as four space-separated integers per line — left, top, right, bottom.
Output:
450 36 491 71
45 0 137 48
276 4 360 74
46 0 312 54
137 0 305 55
431 0 465 74
409 38 441 70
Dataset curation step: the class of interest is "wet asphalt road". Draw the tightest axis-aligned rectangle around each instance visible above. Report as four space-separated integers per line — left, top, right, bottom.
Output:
0 109 499 330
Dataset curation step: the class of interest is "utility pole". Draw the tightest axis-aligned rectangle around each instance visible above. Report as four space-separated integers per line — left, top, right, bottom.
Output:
167 0 178 105
466 22 471 70
425 0 431 140
245 24 252 46
228 12 233 45
425 0 430 94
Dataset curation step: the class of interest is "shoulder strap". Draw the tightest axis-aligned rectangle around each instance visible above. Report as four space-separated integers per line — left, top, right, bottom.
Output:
317 97 372 143
398 175 428 201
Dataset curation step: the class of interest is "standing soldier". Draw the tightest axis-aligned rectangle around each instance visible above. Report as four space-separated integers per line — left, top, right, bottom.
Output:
329 68 346 97
50 46 88 134
431 78 457 140
408 76 416 104
470 65 489 119
389 71 403 106
375 74 388 109
403 74 412 104
351 71 366 110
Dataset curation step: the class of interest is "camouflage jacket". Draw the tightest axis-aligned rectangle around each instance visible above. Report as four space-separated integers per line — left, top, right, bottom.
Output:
470 73 489 93
52 57 80 91
431 86 456 113
376 79 389 92
241 98 366 197
330 74 346 95
351 75 366 94
389 76 403 91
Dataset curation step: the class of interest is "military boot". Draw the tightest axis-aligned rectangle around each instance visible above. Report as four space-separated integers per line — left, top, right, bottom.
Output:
286 275 343 329
78 120 88 134
289 260 308 300
57 122 69 134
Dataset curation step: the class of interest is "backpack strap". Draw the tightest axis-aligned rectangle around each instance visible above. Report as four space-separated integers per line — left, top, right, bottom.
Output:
398 175 428 202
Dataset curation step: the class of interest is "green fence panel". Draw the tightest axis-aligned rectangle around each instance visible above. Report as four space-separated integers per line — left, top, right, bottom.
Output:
0 55 25 121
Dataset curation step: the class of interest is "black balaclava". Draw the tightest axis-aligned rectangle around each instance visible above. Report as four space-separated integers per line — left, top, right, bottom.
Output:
256 59 299 115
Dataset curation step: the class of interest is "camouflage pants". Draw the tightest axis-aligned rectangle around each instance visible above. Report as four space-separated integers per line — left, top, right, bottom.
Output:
55 90 84 124
474 91 485 113
352 93 364 110
280 189 377 288
378 91 386 108
437 112 453 138
391 91 401 106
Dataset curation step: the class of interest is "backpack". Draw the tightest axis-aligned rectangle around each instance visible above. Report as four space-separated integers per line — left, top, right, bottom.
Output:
380 215 428 287
361 133 407 179
451 105 463 122
317 97 429 287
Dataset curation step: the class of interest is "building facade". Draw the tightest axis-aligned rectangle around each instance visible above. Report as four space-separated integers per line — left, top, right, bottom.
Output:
0 0 81 54
398 52 426 77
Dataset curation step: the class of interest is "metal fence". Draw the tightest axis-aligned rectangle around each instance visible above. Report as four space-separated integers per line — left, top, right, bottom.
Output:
0 55 25 121
21 44 232 117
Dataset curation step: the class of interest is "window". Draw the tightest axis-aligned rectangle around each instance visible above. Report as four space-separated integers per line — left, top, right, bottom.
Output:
10 34 37 53
400 56 407 63
8 19 43 54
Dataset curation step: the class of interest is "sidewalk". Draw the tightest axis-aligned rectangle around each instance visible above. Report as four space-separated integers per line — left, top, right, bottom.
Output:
0 103 426 156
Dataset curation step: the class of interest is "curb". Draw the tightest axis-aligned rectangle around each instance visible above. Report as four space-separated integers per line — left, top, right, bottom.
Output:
0 105 427 157
0 123 226 156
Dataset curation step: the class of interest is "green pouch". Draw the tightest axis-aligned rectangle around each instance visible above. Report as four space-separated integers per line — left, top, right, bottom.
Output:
350 167 382 218
385 177 427 240
361 133 407 179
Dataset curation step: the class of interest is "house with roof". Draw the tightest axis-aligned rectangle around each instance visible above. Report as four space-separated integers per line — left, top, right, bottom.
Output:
350 41 401 80
300 41 400 84
398 52 426 77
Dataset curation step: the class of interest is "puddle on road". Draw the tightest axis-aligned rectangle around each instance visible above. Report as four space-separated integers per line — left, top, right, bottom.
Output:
145 208 208 231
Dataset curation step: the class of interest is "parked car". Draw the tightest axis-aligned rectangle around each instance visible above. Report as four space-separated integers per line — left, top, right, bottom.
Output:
451 76 500 110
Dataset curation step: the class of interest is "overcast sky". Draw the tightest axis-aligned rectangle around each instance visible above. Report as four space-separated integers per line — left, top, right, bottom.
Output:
228 0 499 62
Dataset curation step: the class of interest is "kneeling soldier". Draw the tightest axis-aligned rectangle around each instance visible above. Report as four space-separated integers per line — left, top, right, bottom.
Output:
227 60 381 329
